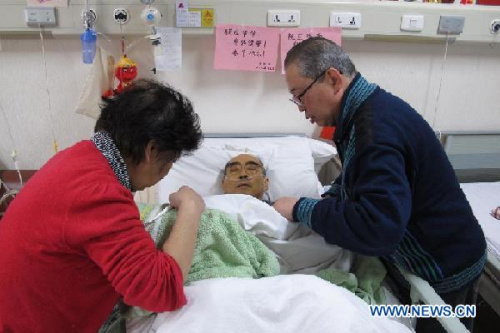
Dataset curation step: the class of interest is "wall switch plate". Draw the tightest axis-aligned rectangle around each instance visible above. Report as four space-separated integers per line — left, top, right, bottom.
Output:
438 15 465 35
24 7 57 27
330 12 361 29
401 15 424 32
267 10 300 27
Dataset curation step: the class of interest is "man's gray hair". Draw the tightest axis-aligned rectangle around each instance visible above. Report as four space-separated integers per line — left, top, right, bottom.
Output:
284 37 356 80
223 154 267 176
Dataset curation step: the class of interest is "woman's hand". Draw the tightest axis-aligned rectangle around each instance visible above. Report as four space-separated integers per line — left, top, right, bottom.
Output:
169 186 205 216
163 186 205 280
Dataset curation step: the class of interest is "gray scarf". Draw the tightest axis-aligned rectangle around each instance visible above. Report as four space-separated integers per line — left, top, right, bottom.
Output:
91 131 133 192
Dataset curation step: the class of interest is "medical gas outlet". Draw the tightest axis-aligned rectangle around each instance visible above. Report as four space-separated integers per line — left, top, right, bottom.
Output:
82 9 97 29
491 19 500 35
114 8 130 25
141 7 162 26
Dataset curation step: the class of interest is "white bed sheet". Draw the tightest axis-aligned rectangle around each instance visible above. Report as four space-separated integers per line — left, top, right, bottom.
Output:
460 182 500 262
128 275 412 333
126 194 415 332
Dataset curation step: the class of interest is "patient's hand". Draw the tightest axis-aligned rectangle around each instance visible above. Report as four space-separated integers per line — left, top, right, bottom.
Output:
169 186 205 216
273 197 299 222
492 207 500 220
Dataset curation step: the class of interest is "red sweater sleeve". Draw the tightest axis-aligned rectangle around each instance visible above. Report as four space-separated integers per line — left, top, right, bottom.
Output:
64 181 187 312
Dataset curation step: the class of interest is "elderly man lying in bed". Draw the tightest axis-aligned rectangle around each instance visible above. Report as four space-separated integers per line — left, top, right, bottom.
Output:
117 154 401 331
137 154 386 297
219 154 385 289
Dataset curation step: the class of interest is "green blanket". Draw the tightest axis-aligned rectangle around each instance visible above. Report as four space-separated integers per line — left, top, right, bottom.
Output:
118 204 280 321
138 203 280 284
101 203 385 332
316 255 387 305
138 203 385 305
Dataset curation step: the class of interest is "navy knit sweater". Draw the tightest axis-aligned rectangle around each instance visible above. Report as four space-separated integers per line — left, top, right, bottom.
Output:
293 73 486 294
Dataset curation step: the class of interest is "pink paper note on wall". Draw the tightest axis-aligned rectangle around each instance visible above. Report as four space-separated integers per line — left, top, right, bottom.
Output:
214 24 280 72
27 0 68 7
280 28 342 74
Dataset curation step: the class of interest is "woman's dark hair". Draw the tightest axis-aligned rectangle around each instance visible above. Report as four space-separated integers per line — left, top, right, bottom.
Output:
95 79 202 165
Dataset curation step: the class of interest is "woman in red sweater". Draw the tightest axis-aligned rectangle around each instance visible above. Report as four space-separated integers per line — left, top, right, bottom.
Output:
0 79 204 332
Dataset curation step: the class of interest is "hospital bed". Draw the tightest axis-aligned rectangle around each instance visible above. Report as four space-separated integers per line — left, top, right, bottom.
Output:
440 131 500 317
460 182 500 317
131 134 472 333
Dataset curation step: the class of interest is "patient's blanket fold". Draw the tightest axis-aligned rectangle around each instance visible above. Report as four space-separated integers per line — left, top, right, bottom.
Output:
138 203 280 283
316 255 387 305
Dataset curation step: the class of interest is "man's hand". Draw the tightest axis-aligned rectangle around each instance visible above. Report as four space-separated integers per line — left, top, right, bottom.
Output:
492 206 500 220
273 197 299 222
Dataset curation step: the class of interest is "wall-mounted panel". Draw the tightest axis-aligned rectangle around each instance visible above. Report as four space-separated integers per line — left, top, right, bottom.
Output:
0 1 500 43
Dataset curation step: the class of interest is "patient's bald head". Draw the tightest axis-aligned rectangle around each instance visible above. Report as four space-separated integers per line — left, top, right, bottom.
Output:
222 154 269 200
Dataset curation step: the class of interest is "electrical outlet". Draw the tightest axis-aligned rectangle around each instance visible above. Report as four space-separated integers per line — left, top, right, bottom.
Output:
267 10 300 27
438 15 465 35
24 7 57 27
491 19 500 35
330 12 361 30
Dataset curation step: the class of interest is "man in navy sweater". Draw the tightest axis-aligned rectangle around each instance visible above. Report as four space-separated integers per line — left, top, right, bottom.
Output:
273 37 486 332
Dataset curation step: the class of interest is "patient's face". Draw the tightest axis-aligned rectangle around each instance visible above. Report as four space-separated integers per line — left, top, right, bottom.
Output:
222 154 269 200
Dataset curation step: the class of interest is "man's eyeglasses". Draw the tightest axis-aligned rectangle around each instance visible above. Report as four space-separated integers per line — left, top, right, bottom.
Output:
224 161 265 180
289 69 328 107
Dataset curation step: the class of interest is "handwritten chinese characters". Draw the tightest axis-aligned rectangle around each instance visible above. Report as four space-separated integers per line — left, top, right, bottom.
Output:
214 25 342 73
27 0 68 7
280 28 342 74
214 24 279 72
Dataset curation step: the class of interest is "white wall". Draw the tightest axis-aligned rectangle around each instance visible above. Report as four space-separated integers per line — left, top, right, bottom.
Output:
1 34 500 170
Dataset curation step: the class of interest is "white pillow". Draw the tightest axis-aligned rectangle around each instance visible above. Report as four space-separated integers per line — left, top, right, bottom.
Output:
156 136 335 203
308 138 338 173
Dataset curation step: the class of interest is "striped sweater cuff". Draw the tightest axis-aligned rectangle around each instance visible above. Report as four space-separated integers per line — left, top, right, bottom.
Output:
292 197 321 229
